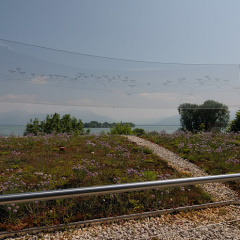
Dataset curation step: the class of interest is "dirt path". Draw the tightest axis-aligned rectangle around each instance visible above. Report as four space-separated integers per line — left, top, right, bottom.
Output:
126 135 239 202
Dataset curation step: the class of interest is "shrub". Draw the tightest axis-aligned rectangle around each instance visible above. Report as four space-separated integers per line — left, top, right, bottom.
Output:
142 147 153 154
110 123 132 135
132 128 145 136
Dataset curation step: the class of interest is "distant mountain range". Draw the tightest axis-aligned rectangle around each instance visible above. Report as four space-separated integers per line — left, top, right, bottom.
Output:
136 109 238 126
0 109 116 125
152 114 181 125
0 109 181 126
0 109 237 126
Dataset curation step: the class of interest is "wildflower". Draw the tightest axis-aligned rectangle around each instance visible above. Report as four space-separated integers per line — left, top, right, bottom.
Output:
35 172 44 176
127 168 138 176
150 195 155 198
214 147 222 153
178 143 185 148
86 140 96 147
7 207 11 210
21 181 26 186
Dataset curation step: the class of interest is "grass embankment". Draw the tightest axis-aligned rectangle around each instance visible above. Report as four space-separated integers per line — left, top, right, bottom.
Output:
0 134 211 231
143 130 240 194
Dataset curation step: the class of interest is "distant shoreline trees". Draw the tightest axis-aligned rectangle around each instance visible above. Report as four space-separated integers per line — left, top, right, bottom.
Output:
24 113 135 136
83 121 135 128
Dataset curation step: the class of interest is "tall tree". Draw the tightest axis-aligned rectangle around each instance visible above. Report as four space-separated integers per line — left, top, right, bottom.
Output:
178 103 200 132
24 118 41 136
42 113 61 134
178 100 229 132
199 100 229 131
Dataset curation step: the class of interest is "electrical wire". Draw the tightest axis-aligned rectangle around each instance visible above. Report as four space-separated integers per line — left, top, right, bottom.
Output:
0 100 239 110
0 38 238 66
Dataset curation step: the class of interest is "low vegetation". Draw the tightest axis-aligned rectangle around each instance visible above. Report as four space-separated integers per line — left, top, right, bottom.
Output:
0 133 210 231
143 130 240 194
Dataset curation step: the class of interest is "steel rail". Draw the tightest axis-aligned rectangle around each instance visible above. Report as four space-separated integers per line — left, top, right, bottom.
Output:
1 200 240 239
1 173 240 205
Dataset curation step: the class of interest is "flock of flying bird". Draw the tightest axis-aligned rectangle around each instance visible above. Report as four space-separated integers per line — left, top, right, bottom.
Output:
2 66 240 97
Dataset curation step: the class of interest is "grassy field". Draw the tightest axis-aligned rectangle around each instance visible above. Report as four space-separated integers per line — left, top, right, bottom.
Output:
0 133 211 231
143 130 240 194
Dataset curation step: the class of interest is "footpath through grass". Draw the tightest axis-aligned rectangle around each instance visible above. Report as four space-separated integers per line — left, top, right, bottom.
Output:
0 133 211 231
143 130 240 195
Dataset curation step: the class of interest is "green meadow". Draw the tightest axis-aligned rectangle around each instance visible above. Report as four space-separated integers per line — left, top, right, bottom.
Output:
0 132 217 231
143 130 240 193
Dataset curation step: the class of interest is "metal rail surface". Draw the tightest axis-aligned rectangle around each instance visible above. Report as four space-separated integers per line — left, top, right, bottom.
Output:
1 173 240 205
1 200 240 239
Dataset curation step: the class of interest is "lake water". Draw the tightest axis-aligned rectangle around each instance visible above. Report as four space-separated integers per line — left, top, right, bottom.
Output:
0 125 180 137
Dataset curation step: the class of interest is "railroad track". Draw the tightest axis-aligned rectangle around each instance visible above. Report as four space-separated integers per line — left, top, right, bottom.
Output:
1 199 240 239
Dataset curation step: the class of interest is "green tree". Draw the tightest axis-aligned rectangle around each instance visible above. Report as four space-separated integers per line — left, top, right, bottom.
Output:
60 114 72 133
24 118 41 136
228 110 240 132
178 100 229 132
199 100 229 131
42 113 61 134
71 117 84 135
24 113 84 135
178 103 200 132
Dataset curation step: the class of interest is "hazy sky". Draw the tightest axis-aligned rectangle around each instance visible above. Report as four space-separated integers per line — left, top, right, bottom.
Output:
1 0 240 123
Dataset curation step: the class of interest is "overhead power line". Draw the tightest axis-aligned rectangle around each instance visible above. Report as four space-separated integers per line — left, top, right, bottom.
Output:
0 38 238 66
0 100 239 110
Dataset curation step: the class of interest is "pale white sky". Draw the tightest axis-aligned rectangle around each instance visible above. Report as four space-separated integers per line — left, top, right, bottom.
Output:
0 0 240 123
